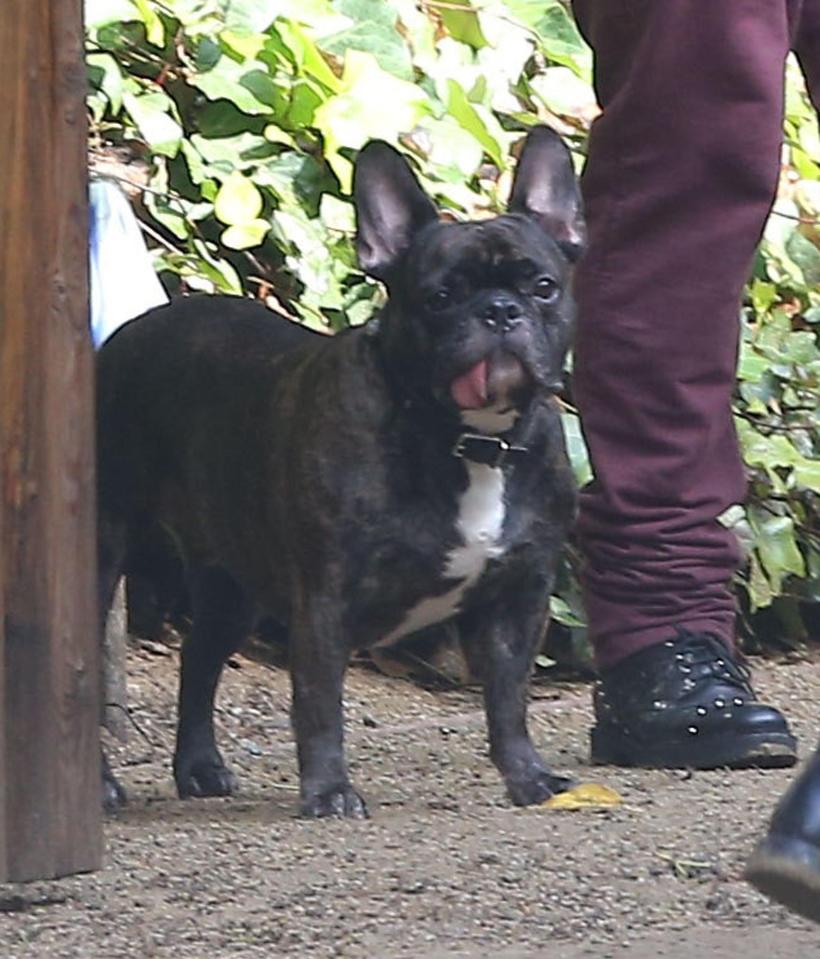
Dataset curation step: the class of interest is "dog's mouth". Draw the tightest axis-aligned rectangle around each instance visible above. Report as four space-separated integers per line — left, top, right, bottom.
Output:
449 351 532 410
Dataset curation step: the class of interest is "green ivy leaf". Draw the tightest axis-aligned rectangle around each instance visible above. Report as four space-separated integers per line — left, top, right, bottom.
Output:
782 330 819 365
747 552 775 610
319 194 355 233
191 56 284 116
196 101 267 137
285 79 324 128
521 1 591 78
793 147 820 181
87 52 124 114
737 346 770 383
214 170 264 224
122 91 182 157
222 0 278 35
417 116 484 178
561 411 592 488
145 158 192 239
550 595 586 628
134 0 165 46
313 50 429 187
439 0 488 50
446 79 505 169
222 219 271 249
192 238 243 293
273 209 335 294
275 20 343 92
749 279 778 315
740 428 801 469
530 65 596 118
752 512 806 591
190 131 272 170
320 0 414 79
793 458 820 490
786 230 820 287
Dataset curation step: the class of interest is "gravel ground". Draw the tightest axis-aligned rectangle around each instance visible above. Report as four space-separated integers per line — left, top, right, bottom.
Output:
2 643 820 958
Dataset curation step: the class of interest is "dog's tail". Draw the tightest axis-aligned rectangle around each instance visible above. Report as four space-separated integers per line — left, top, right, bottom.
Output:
89 179 169 349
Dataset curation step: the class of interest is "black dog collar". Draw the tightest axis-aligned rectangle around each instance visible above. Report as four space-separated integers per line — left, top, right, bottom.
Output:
452 432 529 468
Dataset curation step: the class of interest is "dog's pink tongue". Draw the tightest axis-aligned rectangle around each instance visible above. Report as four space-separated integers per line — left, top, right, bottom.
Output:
450 359 488 409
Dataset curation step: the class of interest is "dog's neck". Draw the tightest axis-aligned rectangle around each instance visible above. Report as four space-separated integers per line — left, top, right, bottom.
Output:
459 404 519 436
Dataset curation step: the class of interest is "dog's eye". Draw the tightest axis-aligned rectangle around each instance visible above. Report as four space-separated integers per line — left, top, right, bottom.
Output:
428 289 452 312
534 277 560 303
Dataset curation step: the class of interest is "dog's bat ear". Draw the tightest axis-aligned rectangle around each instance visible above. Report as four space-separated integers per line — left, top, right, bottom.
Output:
353 141 438 282
508 127 586 263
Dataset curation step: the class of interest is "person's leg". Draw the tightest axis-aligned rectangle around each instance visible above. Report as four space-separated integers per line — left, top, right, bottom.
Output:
570 0 799 767
572 0 798 664
794 0 820 111
747 749 820 922
746 0 820 916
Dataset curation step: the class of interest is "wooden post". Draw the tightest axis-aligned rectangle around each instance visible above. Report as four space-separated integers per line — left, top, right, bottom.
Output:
0 0 101 880
0 453 5 879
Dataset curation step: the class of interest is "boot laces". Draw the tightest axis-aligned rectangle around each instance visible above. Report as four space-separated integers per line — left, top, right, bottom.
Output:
673 628 753 694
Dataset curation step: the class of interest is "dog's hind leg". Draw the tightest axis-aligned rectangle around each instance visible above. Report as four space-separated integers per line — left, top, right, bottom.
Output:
173 564 254 799
98 514 128 632
97 514 129 811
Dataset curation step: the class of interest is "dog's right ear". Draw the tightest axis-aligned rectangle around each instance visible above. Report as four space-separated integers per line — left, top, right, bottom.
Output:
353 141 438 282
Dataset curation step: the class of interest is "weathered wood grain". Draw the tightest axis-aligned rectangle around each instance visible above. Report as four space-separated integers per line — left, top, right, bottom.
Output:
0 0 101 881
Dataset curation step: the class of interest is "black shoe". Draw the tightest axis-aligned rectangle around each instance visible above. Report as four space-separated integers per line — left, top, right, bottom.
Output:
590 628 797 769
746 749 820 923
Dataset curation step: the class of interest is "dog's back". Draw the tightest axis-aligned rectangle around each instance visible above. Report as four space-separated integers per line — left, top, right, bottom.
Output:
96 296 320 598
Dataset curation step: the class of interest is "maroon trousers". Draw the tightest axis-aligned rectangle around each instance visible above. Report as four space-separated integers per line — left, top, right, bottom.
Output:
570 0 820 668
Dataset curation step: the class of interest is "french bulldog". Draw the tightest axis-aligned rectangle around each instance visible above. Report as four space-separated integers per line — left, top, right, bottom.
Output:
96 125 585 818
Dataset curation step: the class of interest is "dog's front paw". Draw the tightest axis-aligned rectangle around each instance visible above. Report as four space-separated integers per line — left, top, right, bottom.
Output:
300 784 369 819
174 754 238 799
506 770 574 807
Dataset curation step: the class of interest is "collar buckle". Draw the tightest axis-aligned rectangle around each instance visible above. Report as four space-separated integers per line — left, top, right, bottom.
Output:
452 432 529 468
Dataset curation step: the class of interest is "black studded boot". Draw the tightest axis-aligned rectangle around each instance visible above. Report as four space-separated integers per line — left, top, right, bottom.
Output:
590 628 797 769
746 748 820 923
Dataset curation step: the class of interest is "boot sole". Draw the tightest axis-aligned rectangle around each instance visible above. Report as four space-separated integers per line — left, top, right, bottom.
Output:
590 727 797 770
746 835 820 923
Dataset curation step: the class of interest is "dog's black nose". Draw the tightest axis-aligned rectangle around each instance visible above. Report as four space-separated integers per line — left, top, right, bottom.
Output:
482 294 523 331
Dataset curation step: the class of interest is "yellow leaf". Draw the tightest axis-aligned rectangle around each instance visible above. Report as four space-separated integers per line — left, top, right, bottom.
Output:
538 783 623 811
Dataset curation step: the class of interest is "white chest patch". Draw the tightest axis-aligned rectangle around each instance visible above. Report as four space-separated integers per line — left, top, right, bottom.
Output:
377 462 506 646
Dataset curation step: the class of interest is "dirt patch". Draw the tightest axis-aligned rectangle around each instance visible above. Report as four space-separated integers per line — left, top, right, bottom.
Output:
2 645 818 958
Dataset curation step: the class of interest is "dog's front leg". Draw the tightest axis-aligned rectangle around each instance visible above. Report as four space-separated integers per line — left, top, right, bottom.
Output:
459 577 573 806
174 565 254 798
290 598 367 819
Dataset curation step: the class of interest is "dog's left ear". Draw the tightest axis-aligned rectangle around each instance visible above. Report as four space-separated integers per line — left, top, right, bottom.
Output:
508 127 586 263
353 141 439 282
